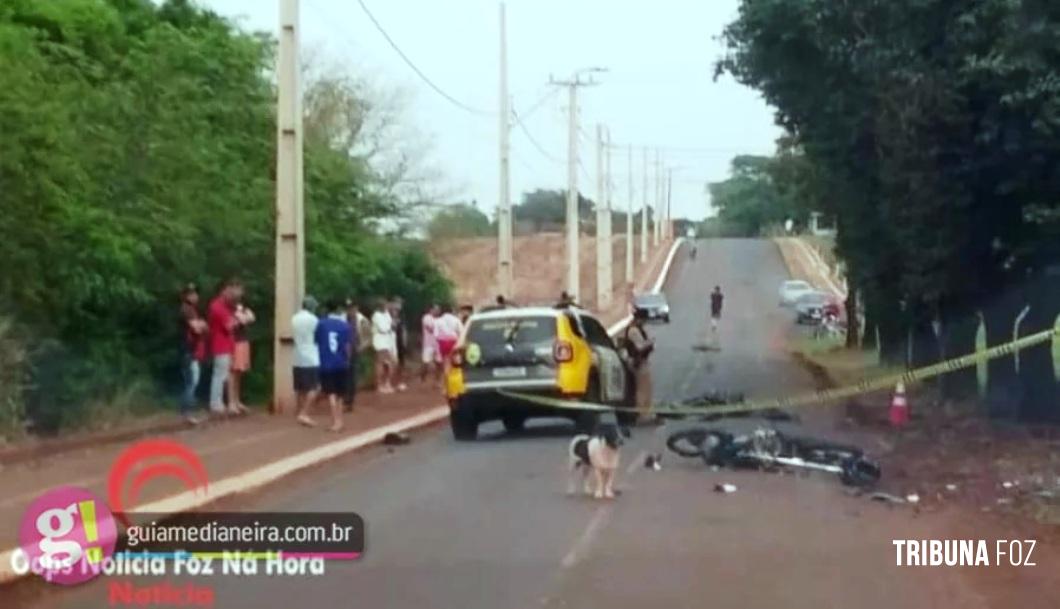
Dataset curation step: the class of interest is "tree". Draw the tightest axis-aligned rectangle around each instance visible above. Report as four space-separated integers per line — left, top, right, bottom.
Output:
718 0 1060 418
427 203 493 240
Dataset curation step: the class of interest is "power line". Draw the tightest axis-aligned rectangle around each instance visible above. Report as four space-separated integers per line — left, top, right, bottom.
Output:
512 88 559 128
511 108 564 164
355 0 492 117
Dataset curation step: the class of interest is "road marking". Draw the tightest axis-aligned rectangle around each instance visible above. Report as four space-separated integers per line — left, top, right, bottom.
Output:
561 505 611 569
0 405 450 583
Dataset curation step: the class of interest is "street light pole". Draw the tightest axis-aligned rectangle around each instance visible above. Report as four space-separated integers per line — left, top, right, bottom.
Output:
550 68 603 301
595 124 609 309
496 2 513 299
273 0 305 414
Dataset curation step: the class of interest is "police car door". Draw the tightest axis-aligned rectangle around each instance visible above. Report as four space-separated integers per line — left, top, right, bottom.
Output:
578 315 625 402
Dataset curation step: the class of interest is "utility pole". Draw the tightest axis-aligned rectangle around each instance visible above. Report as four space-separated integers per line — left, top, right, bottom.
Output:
626 143 634 283
653 150 662 247
496 2 513 299
273 0 304 414
666 168 673 242
595 124 606 309
640 147 648 263
550 69 604 301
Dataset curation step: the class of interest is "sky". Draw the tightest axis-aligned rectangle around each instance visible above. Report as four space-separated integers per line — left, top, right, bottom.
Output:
202 0 781 221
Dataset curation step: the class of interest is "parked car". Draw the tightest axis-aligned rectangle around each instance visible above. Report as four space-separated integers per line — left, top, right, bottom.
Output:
444 307 636 440
779 280 815 306
632 292 670 323
794 290 840 324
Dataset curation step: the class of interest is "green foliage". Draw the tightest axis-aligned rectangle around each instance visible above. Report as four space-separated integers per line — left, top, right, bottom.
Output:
708 152 817 236
427 203 493 240
0 0 450 434
719 0 1060 414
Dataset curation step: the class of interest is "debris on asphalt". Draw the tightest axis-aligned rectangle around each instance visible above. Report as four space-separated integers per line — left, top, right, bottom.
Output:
997 497 1013 505
945 483 958 492
714 483 738 493
710 465 721 472
869 492 907 504
383 432 411 446
1002 480 1016 489
905 493 920 504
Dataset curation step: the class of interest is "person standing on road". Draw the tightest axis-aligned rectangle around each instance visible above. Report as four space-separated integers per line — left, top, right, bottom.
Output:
316 299 352 432
390 297 408 392
292 296 321 427
420 304 441 385
228 299 255 415
709 285 724 346
371 299 396 393
178 283 207 425
622 308 656 422
207 278 243 415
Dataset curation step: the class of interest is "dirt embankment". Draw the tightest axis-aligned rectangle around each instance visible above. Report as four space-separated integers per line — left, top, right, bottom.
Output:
428 233 672 317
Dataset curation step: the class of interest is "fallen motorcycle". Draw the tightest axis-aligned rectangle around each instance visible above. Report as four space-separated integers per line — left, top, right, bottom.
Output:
665 426 881 487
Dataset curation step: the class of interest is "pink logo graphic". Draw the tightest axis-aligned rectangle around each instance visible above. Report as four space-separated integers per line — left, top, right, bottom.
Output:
107 439 209 528
18 486 118 585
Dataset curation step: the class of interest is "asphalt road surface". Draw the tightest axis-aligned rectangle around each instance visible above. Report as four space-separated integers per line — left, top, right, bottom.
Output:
21 239 991 609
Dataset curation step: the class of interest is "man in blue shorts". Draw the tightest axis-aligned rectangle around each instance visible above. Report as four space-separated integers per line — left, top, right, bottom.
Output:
316 299 353 432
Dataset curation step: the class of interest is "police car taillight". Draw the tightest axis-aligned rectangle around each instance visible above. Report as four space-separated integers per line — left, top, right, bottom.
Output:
553 340 573 362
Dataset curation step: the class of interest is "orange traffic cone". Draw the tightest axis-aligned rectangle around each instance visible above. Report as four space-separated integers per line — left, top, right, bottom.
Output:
889 381 909 428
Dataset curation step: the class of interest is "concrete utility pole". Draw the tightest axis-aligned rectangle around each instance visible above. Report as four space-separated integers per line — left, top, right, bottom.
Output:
273 0 305 414
496 2 513 299
640 147 648 263
666 168 673 241
550 68 604 301
653 150 662 247
594 126 613 309
626 143 634 283
595 124 606 309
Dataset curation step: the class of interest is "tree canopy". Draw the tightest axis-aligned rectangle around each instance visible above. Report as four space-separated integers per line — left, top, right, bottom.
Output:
718 0 1060 419
0 0 450 435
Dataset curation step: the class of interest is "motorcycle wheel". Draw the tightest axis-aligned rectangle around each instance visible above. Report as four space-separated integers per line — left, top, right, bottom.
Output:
840 457 881 487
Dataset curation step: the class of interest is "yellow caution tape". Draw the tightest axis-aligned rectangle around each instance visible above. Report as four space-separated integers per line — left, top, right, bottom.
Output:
500 327 1060 417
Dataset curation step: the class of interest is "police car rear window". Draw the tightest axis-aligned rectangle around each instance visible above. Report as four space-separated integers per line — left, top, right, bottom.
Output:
466 316 556 347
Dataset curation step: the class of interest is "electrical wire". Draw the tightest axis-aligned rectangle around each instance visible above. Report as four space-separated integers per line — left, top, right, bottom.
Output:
355 0 492 117
511 108 564 164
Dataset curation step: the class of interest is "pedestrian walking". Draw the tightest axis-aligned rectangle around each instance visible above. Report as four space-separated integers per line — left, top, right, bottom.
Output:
316 299 353 432
228 299 255 415
709 285 724 347
371 299 396 393
420 304 441 385
390 297 408 392
207 278 243 415
178 283 207 425
622 308 656 422
292 295 320 427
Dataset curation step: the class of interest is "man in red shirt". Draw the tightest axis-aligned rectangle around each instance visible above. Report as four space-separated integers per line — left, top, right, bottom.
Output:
208 278 243 415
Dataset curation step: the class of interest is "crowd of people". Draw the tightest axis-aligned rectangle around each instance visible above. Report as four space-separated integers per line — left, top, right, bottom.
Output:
177 279 479 429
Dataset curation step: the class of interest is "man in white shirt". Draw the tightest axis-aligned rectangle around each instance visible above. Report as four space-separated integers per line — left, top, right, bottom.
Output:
371 300 396 393
291 295 321 427
420 304 441 385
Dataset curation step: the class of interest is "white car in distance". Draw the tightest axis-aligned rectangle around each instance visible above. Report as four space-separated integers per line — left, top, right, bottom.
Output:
779 280 814 306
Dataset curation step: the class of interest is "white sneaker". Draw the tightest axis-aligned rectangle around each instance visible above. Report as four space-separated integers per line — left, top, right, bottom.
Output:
396 383 408 392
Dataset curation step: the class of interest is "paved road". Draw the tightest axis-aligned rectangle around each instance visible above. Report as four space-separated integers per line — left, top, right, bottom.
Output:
22 239 989 609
